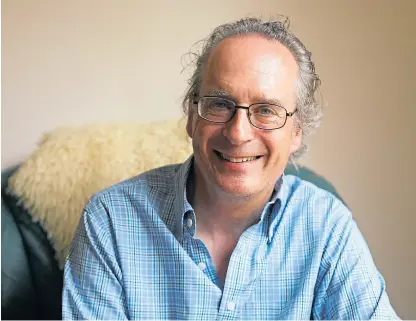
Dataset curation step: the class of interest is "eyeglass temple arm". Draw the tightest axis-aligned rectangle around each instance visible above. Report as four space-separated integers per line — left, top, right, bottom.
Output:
287 109 297 117
192 93 199 104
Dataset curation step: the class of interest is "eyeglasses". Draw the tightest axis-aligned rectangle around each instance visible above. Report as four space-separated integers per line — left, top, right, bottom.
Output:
193 96 297 130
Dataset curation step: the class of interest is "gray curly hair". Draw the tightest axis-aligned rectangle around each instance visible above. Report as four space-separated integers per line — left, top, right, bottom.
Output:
182 17 323 158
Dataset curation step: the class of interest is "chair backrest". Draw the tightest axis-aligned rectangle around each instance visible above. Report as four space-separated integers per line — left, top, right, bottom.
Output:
2 167 63 319
285 163 345 204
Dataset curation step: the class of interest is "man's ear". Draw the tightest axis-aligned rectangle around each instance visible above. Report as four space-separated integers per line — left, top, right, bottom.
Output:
289 127 302 155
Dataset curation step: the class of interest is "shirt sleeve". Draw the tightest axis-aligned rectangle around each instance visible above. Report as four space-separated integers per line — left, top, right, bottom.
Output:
312 201 400 320
62 197 129 320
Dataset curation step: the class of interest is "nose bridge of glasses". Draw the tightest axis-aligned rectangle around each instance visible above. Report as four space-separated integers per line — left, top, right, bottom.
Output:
234 105 250 111
234 105 251 116
228 105 253 129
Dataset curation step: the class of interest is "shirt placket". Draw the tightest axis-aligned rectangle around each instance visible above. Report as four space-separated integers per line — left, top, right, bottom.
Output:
182 212 218 285
217 222 270 320
181 208 272 319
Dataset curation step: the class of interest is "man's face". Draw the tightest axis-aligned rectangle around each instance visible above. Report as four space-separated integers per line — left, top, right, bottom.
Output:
187 35 301 197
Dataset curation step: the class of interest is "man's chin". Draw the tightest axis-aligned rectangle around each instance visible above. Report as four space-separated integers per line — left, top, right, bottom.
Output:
214 178 259 197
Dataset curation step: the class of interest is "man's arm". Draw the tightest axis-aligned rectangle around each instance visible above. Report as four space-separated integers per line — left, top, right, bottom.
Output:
312 201 400 320
62 197 128 320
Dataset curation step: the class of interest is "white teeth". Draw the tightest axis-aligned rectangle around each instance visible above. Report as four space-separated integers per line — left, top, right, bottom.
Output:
220 153 257 163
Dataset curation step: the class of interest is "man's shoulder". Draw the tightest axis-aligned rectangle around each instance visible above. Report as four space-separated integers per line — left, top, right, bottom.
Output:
279 175 355 257
282 174 350 223
283 174 342 200
85 163 182 213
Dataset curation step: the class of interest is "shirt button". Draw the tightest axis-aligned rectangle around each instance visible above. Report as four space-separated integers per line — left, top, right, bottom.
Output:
198 262 206 270
186 218 193 228
227 301 235 311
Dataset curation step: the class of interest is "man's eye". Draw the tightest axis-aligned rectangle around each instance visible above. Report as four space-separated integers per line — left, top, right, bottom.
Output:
260 108 272 115
213 102 226 108
210 100 232 109
256 106 276 116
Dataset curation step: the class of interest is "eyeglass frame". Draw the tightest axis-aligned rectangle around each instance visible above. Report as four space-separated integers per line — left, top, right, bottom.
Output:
192 95 297 130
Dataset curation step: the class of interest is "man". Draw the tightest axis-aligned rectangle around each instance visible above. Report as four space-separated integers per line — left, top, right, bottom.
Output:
63 17 399 319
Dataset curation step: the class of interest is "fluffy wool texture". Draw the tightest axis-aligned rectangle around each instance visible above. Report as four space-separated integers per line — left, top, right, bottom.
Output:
7 119 193 269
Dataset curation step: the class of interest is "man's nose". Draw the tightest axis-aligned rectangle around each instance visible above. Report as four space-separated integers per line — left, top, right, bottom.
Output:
222 109 255 145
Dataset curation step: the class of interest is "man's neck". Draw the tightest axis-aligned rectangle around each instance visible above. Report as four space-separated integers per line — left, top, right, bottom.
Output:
187 168 275 238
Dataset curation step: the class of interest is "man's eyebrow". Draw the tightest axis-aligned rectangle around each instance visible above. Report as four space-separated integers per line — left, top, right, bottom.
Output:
261 97 284 106
205 89 231 97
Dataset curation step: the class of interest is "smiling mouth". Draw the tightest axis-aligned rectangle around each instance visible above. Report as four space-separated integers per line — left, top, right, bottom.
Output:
214 150 262 163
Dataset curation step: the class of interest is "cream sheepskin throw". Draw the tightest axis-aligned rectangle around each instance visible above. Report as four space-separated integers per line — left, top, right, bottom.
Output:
7 119 193 269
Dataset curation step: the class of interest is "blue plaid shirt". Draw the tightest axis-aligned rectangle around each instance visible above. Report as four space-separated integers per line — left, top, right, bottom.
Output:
63 156 399 320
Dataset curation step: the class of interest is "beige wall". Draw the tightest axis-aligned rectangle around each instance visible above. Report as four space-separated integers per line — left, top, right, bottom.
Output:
2 0 415 318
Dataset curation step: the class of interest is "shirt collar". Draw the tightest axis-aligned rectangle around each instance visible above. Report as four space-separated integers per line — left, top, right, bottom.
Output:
171 155 287 243
172 155 194 243
267 173 290 243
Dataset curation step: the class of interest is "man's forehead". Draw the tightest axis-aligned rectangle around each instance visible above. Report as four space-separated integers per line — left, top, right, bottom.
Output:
201 35 298 105
203 36 297 84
